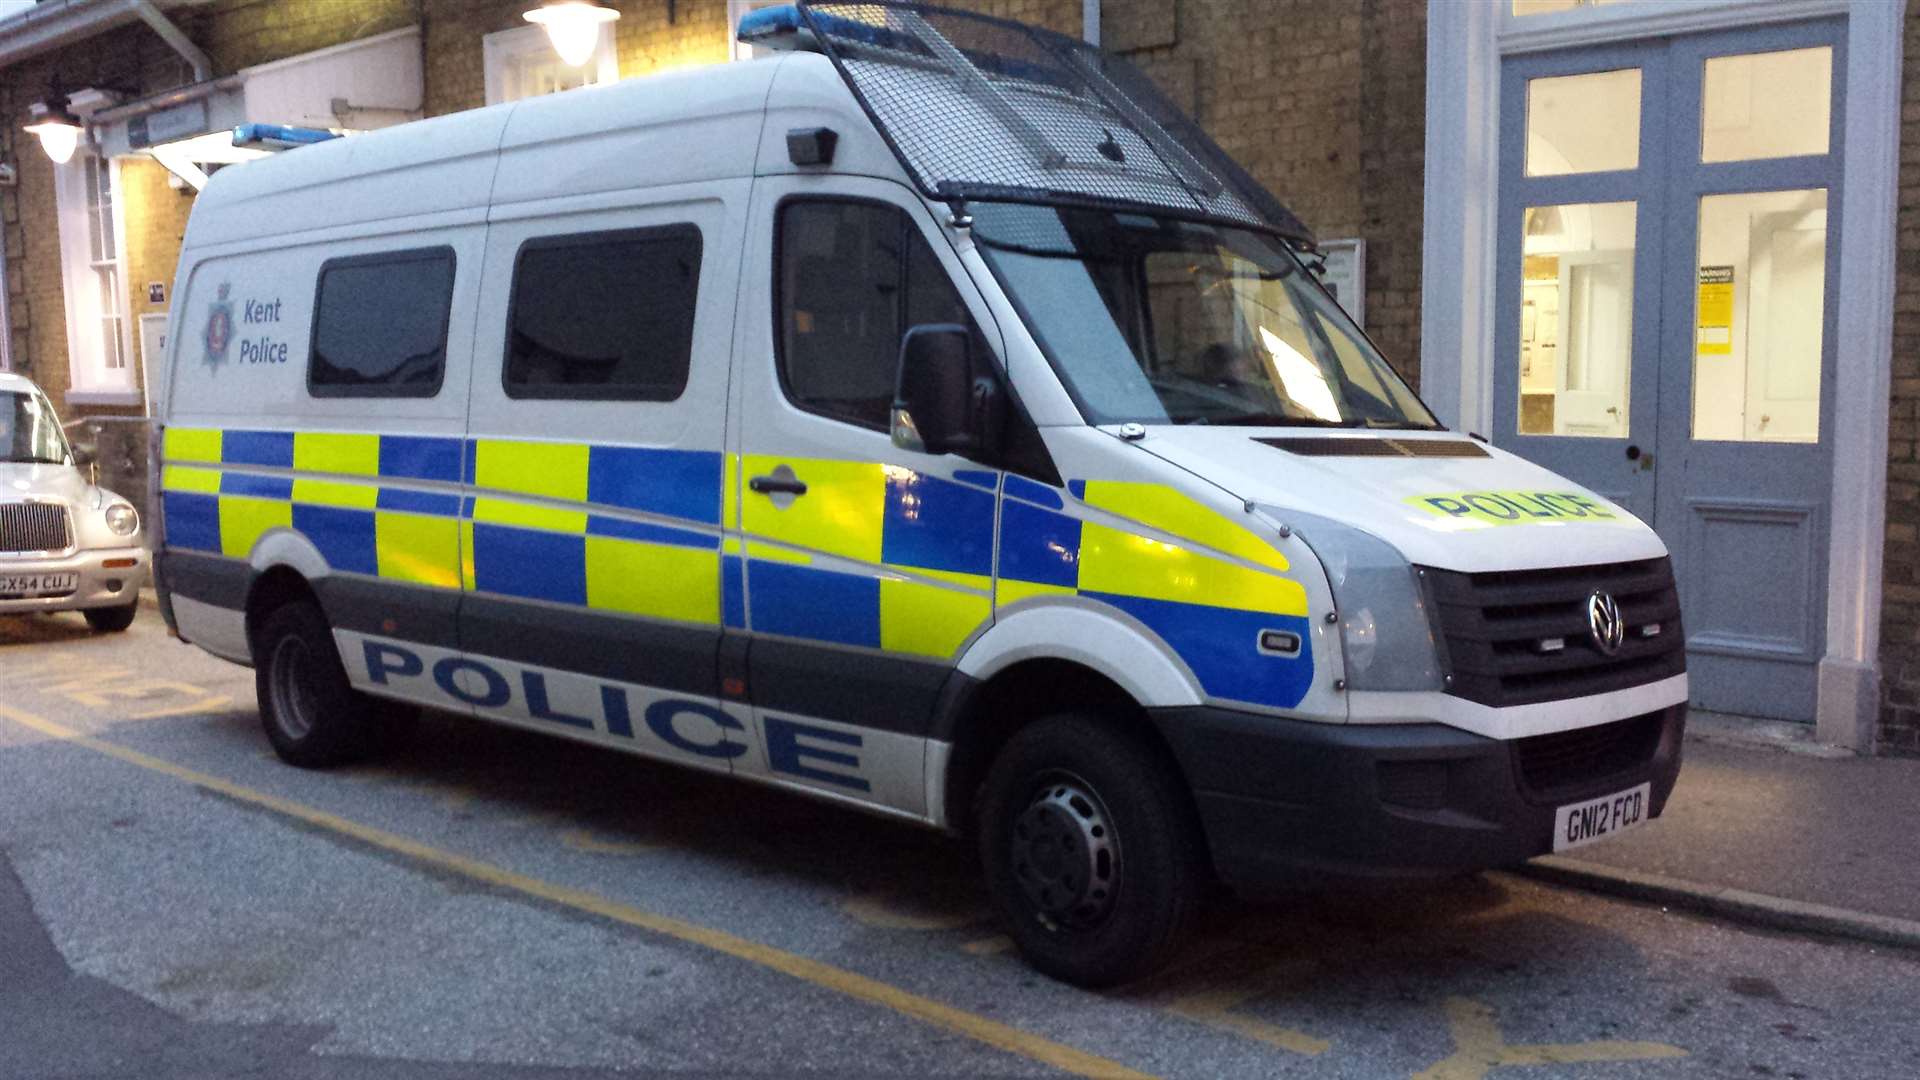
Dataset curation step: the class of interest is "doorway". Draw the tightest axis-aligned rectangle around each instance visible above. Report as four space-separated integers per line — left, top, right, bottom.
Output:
1492 20 1844 721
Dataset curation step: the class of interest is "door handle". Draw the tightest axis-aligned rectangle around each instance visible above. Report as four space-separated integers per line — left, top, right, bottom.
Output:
749 474 808 497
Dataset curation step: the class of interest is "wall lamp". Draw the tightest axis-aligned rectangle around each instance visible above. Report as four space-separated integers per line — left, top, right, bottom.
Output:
24 99 84 165
523 1 620 67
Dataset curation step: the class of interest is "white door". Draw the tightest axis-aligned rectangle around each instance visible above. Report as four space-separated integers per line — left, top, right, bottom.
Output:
1555 249 1633 437
1744 207 1826 442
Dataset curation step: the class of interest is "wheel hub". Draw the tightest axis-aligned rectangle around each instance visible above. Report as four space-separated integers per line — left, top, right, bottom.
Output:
1009 778 1118 930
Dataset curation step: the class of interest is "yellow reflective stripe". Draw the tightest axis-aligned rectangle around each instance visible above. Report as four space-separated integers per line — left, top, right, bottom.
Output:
1078 522 1308 615
741 456 884 564
469 496 587 534
473 439 588 503
996 579 1075 606
585 537 719 624
293 432 379 477
880 576 992 658
1079 481 1289 573
163 427 222 465
161 464 222 494
291 478 379 510
722 536 743 556
378 512 463 589
219 497 291 559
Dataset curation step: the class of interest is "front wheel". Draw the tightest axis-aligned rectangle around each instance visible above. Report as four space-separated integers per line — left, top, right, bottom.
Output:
977 714 1207 988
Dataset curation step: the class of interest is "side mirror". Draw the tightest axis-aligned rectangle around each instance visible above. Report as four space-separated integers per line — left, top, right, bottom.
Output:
68 441 98 484
892 324 1000 457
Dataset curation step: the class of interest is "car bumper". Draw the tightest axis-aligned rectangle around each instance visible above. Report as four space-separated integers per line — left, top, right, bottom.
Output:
0 546 149 614
1151 701 1686 892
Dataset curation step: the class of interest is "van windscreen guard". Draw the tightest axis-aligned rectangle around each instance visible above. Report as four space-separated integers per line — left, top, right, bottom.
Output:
790 1 1313 241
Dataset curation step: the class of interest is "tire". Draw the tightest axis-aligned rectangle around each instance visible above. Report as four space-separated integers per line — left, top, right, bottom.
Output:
83 599 138 633
253 601 382 768
977 713 1207 988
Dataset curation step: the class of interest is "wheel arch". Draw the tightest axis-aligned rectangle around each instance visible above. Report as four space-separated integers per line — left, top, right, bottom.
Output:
937 604 1210 844
241 530 333 659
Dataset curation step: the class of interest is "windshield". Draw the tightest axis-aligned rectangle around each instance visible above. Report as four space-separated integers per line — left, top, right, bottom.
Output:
971 203 1440 429
1 390 70 465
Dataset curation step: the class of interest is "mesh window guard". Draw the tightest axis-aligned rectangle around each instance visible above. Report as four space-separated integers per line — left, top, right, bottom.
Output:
795 1 1313 241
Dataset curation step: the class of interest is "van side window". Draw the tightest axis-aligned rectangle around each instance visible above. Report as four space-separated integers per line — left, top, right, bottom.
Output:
505 225 702 401
309 247 456 397
777 200 979 431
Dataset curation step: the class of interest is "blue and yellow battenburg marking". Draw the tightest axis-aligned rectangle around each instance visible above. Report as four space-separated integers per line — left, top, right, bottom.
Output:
162 428 1317 709
997 474 1316 709
738 457 998 660
161 428 727 626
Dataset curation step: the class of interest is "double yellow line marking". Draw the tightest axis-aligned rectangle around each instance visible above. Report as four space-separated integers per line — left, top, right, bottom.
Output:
0 704 1151 1080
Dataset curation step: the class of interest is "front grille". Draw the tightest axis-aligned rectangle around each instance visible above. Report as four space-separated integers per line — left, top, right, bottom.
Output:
1425 558 1684 707
1514 710 1666 798
0 502 71 554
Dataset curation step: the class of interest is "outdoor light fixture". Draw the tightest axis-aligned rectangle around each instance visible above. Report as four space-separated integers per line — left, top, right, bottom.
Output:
24 100 83 165
523 1 620 67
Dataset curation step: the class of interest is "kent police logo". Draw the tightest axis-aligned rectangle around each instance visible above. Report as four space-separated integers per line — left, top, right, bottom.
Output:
203 282 234 368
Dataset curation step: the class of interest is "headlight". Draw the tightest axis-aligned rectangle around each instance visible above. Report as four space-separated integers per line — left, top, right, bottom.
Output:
1258 507 1444 692
105 502 139 536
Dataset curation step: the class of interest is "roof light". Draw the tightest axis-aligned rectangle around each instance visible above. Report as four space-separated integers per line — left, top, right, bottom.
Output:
25 100 83 165
524 1 619 67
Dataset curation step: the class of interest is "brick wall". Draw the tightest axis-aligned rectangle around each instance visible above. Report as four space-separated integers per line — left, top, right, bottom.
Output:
421 0 1078 117
1878 12 1920 756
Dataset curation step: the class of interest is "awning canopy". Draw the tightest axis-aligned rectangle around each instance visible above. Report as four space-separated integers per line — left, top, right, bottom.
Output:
90 26 422 188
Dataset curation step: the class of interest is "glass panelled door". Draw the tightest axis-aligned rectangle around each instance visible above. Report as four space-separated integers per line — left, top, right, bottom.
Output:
1495 48 1668 522
1495 20 1844 721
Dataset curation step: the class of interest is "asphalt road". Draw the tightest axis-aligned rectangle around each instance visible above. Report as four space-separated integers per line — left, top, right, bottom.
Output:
3 602 1918 1080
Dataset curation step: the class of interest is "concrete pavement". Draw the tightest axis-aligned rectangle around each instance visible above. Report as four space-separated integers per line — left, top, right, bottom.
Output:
1521 714 1920 950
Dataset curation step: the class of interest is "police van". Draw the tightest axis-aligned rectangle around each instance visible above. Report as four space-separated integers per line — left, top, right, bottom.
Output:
153 2 1685 986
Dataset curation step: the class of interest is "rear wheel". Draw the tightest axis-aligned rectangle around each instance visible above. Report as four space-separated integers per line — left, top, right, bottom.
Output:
83 598 138 633
977 713 1207 988
253 601 390 768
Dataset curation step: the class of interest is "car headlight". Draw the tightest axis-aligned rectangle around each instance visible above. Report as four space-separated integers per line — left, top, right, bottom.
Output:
105 502 139 536
1257 507 1444 692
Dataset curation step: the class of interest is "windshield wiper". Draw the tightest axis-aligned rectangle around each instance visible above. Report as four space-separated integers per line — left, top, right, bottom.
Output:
1181 413 1363 428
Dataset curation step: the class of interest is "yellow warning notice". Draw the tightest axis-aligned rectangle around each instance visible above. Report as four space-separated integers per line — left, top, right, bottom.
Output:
1697 265 1734 356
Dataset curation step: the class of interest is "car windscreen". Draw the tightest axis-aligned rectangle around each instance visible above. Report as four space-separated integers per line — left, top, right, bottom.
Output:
970 202 1439 429
0 390 68 465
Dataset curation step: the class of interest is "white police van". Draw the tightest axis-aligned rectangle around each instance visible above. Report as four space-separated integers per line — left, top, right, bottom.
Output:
153 2 1685 986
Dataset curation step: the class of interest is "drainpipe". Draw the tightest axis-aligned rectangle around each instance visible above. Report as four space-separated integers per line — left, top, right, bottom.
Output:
1083 0 1099 47
128 0 211 82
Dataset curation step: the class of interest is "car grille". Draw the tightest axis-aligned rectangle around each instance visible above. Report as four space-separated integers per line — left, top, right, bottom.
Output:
1424 558 1685 707
0 502 72 555
1514 710 1667 799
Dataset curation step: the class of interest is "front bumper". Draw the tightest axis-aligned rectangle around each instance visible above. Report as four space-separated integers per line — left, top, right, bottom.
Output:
1152 701 1686 891
0 546 149 614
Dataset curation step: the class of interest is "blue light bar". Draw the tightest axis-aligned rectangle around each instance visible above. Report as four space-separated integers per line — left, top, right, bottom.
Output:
232 123 339 149
735 4 801 44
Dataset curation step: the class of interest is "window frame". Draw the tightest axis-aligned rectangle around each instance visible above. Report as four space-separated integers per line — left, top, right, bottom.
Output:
501 223 704 403
55 152 137 404
482 22 618 105
306 245 457 400
772 195 990 434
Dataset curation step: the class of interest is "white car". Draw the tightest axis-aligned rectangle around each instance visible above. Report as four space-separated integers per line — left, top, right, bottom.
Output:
0 371 148 632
